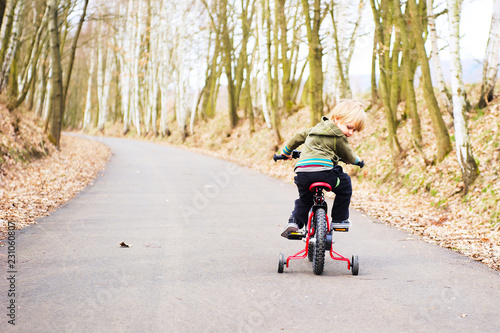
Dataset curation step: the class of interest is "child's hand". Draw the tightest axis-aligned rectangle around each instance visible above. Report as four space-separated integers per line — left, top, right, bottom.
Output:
283 154 292 160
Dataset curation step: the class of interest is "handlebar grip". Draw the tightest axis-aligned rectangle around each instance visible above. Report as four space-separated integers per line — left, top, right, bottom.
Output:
273 154 288 162
273 150 301 162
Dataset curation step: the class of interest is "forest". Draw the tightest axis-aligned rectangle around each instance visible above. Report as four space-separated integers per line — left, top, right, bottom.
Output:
0 1 499 237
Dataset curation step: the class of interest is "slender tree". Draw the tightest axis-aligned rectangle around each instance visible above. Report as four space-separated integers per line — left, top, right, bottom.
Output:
0 0 16 74
277 0 292 114
62 0 88 105
0 0 6 31
256 0 272 128
427 0 453 116
408 0 451 161
267 0 281 144
447 0 478 193
301 0 324 126
47 0 64 147
370 35 378 105
83 45 95 131
370 0 402 157
477 0 500 109
0 0 24 95
394 0 422 148
7 5 48 110
326 0 365 103
35 42 49 118
220 0 239 128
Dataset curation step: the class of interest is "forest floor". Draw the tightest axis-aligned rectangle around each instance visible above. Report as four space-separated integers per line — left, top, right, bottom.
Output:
0 105 110 240
1 88 499 271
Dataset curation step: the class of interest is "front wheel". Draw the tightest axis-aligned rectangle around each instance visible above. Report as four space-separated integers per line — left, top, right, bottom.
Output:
312 208 327 275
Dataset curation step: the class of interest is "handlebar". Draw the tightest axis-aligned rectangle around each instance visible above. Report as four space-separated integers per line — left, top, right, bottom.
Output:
273 150 301 162
273 150 351 166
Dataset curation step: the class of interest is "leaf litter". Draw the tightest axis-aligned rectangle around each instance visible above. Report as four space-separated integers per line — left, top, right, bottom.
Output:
0 105 110 242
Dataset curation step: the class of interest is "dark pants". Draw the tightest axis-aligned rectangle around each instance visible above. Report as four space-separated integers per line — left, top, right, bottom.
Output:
291 166 352 228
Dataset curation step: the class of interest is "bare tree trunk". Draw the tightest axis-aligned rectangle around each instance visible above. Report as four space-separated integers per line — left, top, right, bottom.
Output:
172 28 189 141
234 0 254 113
370 35 378 105
47 0 64 148
7 6 48 111
0 0 16 73
132 0 143 136
302 0 324 126
42 60 53 129
158 0 171 137
394 0 422 148
97 22 114 132
189 85 201 135
58 0 71 57
143 0 153 135
0 0 23 95
35 42 49 118
277 0 293 114
220 0 239 129
408 0 451 161
477 0 500 109
118 0 134 135
256 0 272 128
290 7 306 105
427 0 453 116
389 29 401 123
448 0 478 193
267 0 281 144
327 0 363 101
244 65 254 132
62 0 88 105
83 45 95 131
370 0 402 157
0 0 6 31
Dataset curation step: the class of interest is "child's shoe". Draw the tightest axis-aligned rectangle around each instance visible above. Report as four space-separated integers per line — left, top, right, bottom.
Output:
331 219 351 232
281 218 299 238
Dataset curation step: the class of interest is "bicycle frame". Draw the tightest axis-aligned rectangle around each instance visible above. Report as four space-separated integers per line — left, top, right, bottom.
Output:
284 185 352 270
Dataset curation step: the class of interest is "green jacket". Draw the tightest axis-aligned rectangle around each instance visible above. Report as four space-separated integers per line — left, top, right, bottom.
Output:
282 117 360 171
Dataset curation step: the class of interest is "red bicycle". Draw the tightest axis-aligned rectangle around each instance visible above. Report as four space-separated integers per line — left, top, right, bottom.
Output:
274 151 359 275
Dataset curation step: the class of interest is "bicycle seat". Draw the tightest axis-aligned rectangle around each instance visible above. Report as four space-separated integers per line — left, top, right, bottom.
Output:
309 182 332 192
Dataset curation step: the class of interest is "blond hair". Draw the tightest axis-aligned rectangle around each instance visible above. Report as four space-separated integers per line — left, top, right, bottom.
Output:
330 99 366 132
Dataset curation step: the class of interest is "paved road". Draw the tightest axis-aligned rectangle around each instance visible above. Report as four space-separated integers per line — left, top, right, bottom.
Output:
1 136 500 332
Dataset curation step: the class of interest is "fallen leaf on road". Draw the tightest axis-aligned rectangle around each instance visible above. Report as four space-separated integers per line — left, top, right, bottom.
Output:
119 242 130 248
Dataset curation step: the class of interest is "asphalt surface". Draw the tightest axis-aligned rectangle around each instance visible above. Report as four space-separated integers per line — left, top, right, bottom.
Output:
1 135 500 332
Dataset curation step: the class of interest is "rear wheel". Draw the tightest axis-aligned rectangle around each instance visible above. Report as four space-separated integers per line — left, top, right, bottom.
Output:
312 208 327 275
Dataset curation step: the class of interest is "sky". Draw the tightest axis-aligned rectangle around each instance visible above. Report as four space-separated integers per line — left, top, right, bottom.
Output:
349 0 495 77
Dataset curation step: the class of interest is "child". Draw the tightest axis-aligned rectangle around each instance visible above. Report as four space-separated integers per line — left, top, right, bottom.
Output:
280 99 366 238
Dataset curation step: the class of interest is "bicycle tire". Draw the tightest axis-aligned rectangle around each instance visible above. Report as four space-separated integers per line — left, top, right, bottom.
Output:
278 253 285 273
351 255 359 275
312 208 327 275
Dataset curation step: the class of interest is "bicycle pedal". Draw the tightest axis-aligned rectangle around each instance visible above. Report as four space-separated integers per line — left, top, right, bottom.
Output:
287 232 306 240
332 227 349 232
